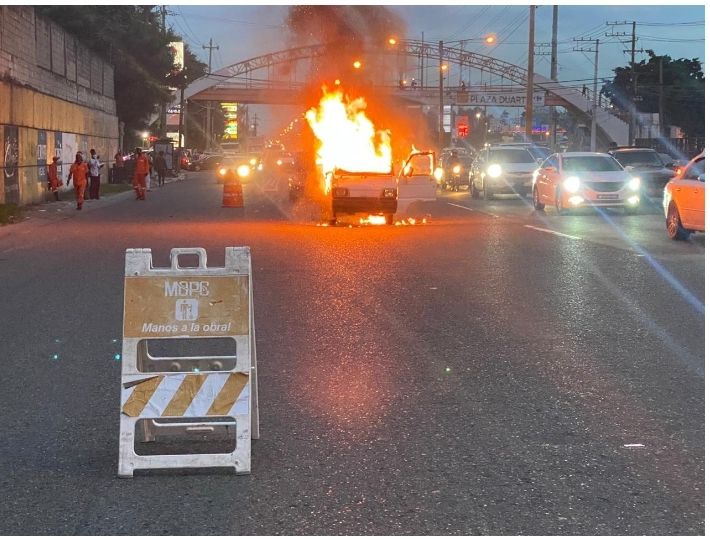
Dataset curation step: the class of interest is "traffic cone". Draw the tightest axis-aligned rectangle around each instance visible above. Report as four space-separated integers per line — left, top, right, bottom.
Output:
222 180 244 208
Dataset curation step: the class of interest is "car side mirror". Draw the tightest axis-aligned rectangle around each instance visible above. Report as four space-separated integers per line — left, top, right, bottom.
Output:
624 165 634 172
699 173 705 182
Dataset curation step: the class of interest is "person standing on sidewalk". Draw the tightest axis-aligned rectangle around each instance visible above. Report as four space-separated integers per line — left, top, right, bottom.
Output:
154 150 168 187
47 156 62 201
114 150 124 183
88 149 103 200
132 147 150 200
67 152 89 210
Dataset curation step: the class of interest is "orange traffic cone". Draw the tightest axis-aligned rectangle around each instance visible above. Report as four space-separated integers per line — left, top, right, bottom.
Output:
222 180 244 208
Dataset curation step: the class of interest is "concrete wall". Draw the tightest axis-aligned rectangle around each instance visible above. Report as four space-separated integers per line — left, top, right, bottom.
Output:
0 6 119 205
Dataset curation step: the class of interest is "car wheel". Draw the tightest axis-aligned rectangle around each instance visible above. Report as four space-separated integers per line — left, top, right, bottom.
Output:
484 182 494 200
555 188 568 215
666 202 690 240
532 186 545 211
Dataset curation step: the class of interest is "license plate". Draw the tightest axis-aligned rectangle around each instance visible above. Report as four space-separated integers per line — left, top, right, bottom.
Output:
597 193 618 200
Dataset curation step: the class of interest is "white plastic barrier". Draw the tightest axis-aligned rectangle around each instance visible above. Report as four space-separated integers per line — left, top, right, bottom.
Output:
118 247 259 477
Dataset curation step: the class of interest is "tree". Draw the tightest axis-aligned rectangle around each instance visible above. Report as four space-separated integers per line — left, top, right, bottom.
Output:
601 51 704 137
36 6 206 143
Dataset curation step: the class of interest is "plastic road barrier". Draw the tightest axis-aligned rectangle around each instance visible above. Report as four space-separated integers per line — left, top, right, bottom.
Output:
222 181 244 207
118 247 258 477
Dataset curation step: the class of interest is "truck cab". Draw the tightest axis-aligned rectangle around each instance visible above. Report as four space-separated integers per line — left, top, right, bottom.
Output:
328 167 397 224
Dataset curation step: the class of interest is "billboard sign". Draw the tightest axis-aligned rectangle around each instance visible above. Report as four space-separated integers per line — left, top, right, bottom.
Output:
221 102 239 141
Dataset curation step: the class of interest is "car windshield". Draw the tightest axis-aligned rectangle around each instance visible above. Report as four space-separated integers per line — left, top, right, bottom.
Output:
488 149 535 163
528 146 552 159
562 155 623 172
614 151 664 167
685 159 704 178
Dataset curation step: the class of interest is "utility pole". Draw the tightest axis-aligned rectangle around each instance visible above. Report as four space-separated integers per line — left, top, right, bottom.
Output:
550 5 558 149
525 5 536 139
606 20 638 145
202 38 219 150
438 40 445 149
420 32 425 87
658 57 664 139
573 37 600 151
159 5 168 138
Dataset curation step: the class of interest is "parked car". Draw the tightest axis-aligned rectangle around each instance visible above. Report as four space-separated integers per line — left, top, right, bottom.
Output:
532 152 642 213
188 154 223 172
469 146 540 199
607 147 676 198
663 151 704 240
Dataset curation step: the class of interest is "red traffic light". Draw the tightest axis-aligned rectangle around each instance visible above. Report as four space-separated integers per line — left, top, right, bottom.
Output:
457 125 469 137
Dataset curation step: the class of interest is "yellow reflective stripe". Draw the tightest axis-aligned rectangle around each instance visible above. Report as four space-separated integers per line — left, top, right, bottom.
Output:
122 376 164 417
207 373 248 416
161 374 207 417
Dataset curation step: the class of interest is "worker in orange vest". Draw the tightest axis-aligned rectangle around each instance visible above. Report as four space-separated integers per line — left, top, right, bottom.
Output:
133 147 150 200
66 152 89 210
47 155 62 201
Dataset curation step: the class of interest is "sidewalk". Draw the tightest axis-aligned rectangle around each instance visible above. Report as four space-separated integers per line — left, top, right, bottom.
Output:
0 173 186 240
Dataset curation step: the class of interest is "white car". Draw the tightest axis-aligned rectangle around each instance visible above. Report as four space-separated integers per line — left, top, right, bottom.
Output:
532 152 642 213
470 146 540 199
663 151 704 240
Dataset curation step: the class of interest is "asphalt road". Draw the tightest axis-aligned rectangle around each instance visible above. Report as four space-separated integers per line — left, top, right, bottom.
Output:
0 171 704 534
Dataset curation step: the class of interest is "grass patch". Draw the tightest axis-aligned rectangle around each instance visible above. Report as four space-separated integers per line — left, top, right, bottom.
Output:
0 203 21 225
101 183 133 195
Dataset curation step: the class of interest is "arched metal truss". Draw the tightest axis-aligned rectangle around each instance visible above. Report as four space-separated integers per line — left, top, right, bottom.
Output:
185 40 629 145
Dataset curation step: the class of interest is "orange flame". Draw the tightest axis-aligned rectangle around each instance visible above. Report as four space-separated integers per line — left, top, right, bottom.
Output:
305 88 392 193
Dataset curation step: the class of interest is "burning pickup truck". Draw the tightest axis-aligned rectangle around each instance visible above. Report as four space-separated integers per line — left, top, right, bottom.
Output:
327 167 398 224
306 88 398 224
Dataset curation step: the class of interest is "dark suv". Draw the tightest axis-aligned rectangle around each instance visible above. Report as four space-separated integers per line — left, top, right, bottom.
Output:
608 147 676 198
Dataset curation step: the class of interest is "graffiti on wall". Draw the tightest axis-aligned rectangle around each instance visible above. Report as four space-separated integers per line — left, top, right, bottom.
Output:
4 126 19 204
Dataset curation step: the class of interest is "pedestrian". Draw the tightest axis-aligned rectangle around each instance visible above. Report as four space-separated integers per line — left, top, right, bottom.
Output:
154 150 168 187
88 148 103 200
66 152 89 210
132 147 150 200
114 150 124 183
582 84 588 97
145 152 154 192
47 156 62 201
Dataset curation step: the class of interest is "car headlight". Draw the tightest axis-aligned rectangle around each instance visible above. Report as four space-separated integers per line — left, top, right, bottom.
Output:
249 158 257 166
433 167 444 182
487 164 502 178
629 176 641 191
218 167 227 176
453 165 461 175
563 176 580 193
257 163 263 171
237 165 250 178
276 159 283 166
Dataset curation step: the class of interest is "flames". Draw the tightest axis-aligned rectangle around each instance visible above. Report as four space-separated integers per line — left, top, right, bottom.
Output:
305 88 392 193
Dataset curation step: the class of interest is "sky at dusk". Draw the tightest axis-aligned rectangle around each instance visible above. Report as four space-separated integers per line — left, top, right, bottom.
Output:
167 3 705 134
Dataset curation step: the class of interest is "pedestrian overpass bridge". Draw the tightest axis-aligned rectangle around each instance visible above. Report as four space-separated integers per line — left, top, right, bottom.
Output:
184 40 630 147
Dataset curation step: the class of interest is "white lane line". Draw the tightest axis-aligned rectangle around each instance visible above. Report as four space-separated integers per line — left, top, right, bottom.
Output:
524 225 581 240
447 202 499 218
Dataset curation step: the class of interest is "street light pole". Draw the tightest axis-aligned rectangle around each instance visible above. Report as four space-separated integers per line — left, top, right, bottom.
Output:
525 5 536 140
439 40 444 150
591 39 599 151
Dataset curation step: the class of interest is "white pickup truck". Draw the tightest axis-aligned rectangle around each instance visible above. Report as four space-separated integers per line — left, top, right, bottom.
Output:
327 168 398 224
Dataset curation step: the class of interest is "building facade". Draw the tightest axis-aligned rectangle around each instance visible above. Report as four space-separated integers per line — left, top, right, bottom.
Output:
0 6 119 205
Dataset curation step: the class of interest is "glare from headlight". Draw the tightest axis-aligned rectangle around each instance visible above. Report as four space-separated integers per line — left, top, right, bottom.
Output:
276 159 283 166
629 176 641 191
249 158 257 166
487 164 502 178
453 165 461 174
628 195 640 205
257 163 263 171
433 167 444 182
563 176 580 193
218 167 227 176
237 165 250 178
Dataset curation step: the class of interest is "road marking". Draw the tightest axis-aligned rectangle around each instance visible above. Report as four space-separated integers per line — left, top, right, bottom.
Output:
524 225 581 240
447 202 499 218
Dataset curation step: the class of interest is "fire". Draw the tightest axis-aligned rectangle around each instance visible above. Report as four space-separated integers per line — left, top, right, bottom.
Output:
305 88 392 193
